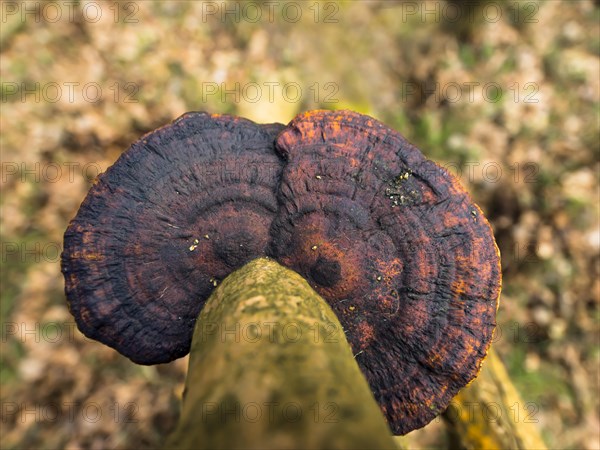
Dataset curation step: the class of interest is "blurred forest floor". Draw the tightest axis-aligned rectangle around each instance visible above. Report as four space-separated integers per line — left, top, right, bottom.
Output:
1 1 599 449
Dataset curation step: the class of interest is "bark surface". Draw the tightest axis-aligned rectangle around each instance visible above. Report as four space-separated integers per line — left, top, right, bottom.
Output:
167 258 398 449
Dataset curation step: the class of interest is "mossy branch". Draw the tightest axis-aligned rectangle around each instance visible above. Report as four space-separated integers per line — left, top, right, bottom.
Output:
442 348 547 450
167 258 399 450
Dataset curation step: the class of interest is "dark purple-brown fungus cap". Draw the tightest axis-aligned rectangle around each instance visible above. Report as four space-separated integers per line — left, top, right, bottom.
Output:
62 110 501 435
269 110 501 434
62 112 285 364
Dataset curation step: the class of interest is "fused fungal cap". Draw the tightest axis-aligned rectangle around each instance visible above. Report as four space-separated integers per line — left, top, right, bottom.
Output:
62 110 501 434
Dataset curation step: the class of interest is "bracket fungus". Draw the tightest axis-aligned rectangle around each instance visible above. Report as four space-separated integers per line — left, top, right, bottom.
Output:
62 110 501 435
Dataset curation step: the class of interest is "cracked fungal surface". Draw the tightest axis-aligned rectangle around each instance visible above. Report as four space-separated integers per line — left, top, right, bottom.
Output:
62 110 501 435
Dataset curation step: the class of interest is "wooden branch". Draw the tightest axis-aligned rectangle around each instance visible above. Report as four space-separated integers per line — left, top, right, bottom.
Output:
442 348 547 450
167 258 398 450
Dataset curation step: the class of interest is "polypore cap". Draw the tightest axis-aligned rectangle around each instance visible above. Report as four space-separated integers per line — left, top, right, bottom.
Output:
62 110 501 435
